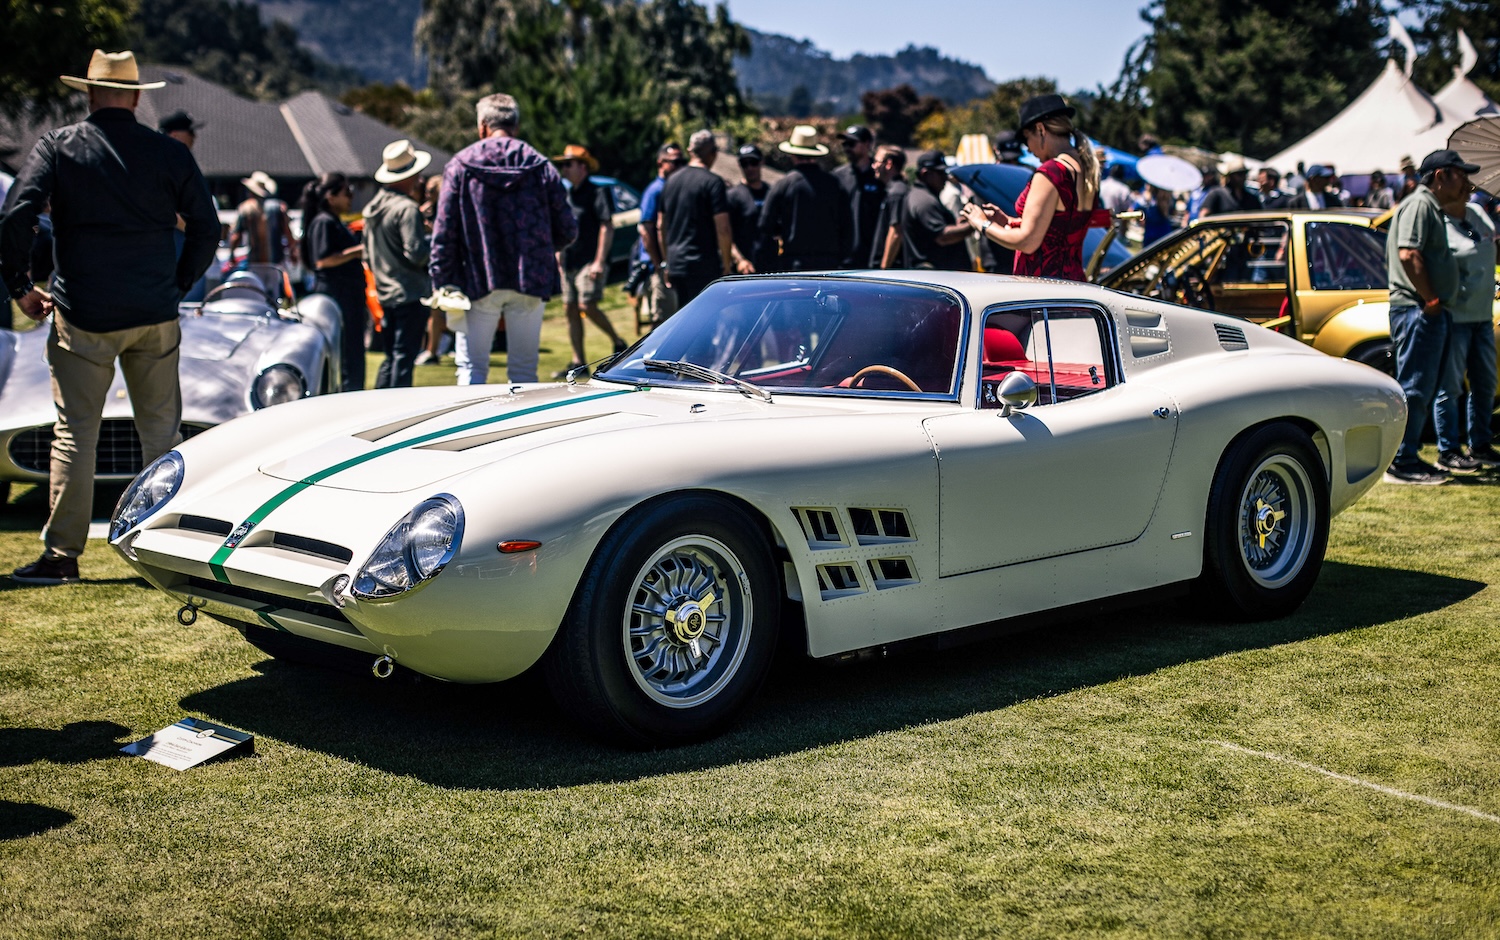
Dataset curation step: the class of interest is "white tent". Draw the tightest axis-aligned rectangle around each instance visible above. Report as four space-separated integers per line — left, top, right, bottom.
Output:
1262 59 1442 175
1410 34 1500 159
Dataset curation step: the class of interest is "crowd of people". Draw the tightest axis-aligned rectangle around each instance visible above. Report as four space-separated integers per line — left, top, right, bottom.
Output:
0 49 1496 582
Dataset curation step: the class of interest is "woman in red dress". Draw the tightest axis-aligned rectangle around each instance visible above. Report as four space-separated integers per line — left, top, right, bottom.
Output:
961 95 1101 281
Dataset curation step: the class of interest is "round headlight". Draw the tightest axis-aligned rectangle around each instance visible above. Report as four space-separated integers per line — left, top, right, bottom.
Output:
111 451 184 541
251 364 306 409
352 495 465 600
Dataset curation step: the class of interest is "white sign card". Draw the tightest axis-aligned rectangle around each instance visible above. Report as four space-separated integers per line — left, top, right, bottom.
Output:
121 717 254 770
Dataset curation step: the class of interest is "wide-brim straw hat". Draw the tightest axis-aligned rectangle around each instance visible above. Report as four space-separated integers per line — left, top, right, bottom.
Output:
61 50 165 91
241 170 277 198
374 139 432 183
550 144 599 173
778 125 829 157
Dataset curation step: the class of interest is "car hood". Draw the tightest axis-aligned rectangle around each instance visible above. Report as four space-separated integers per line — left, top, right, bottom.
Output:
181 311 267 361
254 382 895 494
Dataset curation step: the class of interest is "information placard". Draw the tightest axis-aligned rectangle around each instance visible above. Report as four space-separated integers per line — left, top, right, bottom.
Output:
120 718 254 770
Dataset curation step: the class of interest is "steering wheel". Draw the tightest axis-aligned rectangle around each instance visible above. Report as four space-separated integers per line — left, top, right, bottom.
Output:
848 364 922 392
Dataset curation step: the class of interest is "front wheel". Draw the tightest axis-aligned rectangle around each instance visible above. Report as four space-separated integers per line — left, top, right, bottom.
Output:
1197 424 1330 620
544 495 779 747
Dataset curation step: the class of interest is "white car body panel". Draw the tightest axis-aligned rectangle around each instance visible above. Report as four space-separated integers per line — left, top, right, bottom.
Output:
114 273 1407 686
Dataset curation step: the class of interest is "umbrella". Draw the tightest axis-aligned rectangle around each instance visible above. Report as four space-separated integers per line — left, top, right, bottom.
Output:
1449 116 1500 193
1137 154 1203 192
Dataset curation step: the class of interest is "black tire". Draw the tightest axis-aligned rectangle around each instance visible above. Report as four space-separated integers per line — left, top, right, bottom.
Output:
1197 424 1330 621
544 494 779 748
1348 341 1395 377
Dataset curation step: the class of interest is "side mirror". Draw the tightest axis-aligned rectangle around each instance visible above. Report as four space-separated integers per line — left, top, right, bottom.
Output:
996 372 1037 417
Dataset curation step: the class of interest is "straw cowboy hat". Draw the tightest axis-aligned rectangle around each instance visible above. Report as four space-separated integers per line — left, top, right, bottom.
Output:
60 50 165 91
1218 154 1248 176
550 144 599 172
778 125 829 157
241 170 278 198
374 139 432 184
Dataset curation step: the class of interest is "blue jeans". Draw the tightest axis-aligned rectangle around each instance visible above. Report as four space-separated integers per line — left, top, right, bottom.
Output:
1433 318 1498 453
1389 303 1450 465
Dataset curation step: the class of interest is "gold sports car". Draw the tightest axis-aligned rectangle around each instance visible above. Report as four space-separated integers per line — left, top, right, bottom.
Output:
1100 208 1500 383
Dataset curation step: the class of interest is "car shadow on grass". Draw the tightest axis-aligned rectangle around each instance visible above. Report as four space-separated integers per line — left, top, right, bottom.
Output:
179 560 1483 791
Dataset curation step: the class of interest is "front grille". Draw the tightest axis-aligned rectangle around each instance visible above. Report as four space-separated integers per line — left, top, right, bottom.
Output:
186 575 350 624
9 422 207 475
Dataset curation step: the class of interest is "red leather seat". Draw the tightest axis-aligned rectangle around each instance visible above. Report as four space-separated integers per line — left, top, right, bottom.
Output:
983 327 1025 365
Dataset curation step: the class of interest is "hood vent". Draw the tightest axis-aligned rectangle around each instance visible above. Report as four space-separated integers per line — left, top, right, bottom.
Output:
1215 324 1249 351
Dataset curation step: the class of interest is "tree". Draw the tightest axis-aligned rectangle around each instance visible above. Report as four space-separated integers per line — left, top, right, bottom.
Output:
1401 0 1500 102
1138 0 1386 157
786 85 812 118
1081 37 1152 153
861 84 945 148
912 77 1056 152
3 0 133 119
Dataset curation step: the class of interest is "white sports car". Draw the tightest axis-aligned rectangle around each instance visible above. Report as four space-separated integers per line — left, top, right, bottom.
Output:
110 272 1405 746
0 265 341 503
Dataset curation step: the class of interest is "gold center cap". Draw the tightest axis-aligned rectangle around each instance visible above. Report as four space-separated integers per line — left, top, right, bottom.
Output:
1254 498 1286 550
672 604 707 643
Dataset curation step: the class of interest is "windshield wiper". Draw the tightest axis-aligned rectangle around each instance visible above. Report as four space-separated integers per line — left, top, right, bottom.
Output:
643 359 773 403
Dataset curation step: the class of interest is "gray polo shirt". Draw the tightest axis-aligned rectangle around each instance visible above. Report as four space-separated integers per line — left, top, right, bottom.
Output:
1386 184 1457 310
1445 204 1497 324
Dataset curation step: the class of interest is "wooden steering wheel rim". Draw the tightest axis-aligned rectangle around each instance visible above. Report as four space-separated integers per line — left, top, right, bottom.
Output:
849 364 922 392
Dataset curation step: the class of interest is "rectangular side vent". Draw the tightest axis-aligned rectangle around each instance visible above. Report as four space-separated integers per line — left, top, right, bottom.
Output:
271 533 354 563
177 514 233 537
815 563 865 600
794 507 846 549
1130 333 1170 358
1215 324 1249 351
848 508 915 545
868 557 918 590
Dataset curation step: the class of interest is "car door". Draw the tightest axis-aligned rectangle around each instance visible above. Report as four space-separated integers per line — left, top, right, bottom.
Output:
923 303 1179 577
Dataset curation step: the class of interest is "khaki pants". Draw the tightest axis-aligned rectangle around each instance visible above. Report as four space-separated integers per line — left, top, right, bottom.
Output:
640 270 678 325
44 317 182 558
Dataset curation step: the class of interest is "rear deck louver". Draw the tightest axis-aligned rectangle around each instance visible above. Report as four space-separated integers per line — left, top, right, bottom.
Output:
1215 324 1249 351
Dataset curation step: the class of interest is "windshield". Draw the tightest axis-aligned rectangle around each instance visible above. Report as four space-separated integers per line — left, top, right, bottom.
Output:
599 278 965 397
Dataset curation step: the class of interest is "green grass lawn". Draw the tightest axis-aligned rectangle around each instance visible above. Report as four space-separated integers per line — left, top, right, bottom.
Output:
3 298 1500 936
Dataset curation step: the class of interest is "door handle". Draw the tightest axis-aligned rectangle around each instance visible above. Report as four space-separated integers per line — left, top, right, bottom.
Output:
1153 407 1172 419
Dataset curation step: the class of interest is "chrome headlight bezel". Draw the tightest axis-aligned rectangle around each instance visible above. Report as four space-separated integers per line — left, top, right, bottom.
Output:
251 363 307 409
351 494 465 601
110 451 184 541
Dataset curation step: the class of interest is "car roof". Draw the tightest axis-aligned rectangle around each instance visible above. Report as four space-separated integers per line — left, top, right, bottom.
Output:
737 270 1128 312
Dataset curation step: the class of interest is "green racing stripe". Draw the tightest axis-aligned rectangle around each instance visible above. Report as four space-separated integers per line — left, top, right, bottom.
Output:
207 387 642 583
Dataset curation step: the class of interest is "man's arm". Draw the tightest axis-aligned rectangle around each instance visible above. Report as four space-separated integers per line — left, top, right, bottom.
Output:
401 200 431 270
880 225 902 269
428 165 465 290
1398 248 1440 311
0 136 55 317
591 222 613 279
714 212 735 276
544 164 578 251
176 162 221 292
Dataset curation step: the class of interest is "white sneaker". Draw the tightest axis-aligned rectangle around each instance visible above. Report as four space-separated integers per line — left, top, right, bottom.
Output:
413 350 434 366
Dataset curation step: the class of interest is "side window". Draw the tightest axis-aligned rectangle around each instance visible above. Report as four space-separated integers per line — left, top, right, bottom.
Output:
980 306 1115 408
611 184 641 213
1306 222 1387 290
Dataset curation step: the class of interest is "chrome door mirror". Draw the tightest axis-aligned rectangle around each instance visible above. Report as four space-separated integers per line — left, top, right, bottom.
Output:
996 372 1037 417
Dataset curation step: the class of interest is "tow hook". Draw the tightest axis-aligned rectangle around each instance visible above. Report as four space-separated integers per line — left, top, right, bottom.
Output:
177 605 198 626
372 655 396 679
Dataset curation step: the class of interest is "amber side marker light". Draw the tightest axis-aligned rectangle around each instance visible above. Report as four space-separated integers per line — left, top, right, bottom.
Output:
498 540 543 554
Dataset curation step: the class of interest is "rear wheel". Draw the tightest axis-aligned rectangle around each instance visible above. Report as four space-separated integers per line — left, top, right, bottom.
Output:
1198 424 1329 620
545 495 778 747
1348 340 1394 377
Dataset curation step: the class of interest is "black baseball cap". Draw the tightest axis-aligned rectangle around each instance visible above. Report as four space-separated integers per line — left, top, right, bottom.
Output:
915 149 948 172
840 125 873 144
158 110 200 134
993 130 1022 157
737 144 763 163
658 143 686 164
1418 149 1480 176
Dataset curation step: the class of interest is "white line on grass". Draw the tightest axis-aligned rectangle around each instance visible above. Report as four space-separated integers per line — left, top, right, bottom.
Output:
1212 741 1500 825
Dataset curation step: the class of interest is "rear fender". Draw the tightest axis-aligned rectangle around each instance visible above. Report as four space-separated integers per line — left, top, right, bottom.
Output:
1310 300 1390 359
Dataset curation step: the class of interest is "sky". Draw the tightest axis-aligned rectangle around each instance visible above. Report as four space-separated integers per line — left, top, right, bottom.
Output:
721 0 1153 93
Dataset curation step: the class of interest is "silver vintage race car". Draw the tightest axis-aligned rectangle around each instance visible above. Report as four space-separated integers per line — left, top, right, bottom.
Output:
110 272 1405 746
0 264 341 505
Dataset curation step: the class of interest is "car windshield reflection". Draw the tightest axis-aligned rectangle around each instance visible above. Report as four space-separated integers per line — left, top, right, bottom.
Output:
598 278 965 397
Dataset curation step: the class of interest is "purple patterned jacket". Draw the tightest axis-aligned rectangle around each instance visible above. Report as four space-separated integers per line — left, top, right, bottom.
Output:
429 135 577 302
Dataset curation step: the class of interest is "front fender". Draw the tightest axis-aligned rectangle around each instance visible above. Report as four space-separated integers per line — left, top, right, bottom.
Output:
1311 300 1391 359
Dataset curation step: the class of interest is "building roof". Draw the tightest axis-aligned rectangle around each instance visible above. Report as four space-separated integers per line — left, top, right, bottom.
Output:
1 66 449 186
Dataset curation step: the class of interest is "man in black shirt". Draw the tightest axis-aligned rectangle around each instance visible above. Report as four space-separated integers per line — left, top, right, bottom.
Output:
833 125 884 268
1198 154 1263 218
658 130 736 306
902 150 971 271
1257 168 1291 209
726 145 776 273
1 50 218 584
553 144 627 372
869 145 909 269
760 125 850 272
